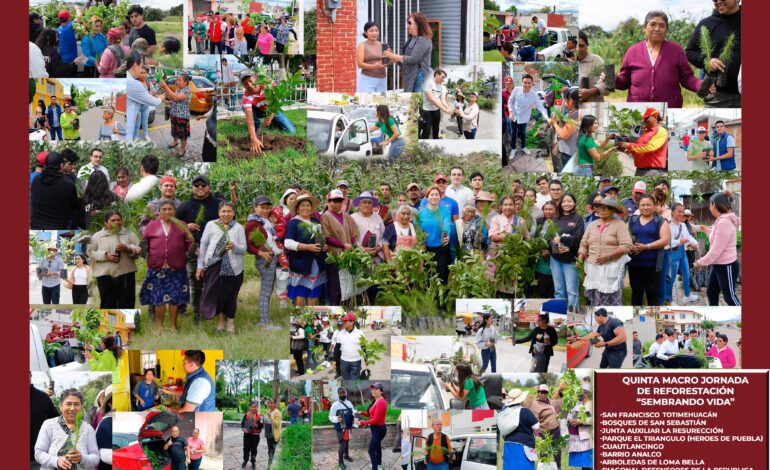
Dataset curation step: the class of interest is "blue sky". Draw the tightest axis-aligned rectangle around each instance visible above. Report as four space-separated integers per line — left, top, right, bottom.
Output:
498 0 579 14
58 78 125 100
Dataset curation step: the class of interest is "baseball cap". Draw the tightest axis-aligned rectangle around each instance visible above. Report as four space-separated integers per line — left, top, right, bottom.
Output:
336 180 350 188
684 209 693 216
406 183 419 191
192 175 209 185
328 189 344 201
599 176 611 182
369 382 384 391
434 174 448 183
36 151 49 166
697 126 707 133
254 195 272 205
632 181 647 194
159 176 177 187
58 10 71 21
538 384 549 392
601 185 620 194
642 107 660 119
341 313 356 322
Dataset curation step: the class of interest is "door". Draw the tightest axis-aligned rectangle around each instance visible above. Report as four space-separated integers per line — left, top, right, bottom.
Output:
461 436 498 469
335 118 372 159
429 20 443 68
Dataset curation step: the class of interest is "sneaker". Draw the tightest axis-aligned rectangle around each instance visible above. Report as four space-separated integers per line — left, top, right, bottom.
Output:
684 294 700 302
522 147 532 156
262 324 283 331
306 368 314 373
344 456 354 462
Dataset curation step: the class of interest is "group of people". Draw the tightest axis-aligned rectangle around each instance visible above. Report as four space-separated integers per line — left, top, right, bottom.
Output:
579 4 741 108
239 398 284 468
329 383 389 470
161 425 209 470
419 68 482 140
291 312 365 379
642 327 739 369
189 11 297 55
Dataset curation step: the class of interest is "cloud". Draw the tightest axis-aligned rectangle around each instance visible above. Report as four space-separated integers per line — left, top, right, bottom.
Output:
579 0 712 30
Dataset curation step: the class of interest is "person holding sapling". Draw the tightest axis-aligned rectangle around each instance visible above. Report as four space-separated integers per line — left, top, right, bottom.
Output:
627 194 671 307
418 185 454 285
487 195 530 287
321 189 360 304
351 191 386 265
547 87 580 173
686 0 741 108
158 73 193 158
515 313 559 372
566 388 593 469
577 31 609 103
383 12 433 92
445 363 489 410
240 70 297 155
574 115 612 178
35 389 100 470
550 193 584 311
686 126 712 171
284 194 328 306
618 107 668 177
246 195 284 329
196 201 247 334
88 210 141 309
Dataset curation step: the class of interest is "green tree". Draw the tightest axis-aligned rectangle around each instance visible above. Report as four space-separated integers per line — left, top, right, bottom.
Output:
30 79 36 105
505 6 518 15
579 25 605 39
701 319 716 331
167 4 183 17
484 0 501 11
304 9 316 55
144 7 164 21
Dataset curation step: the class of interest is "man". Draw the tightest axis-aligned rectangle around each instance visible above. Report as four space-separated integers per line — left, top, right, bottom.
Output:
500 42 516 62
179 350 216 412
241 401 263 468
329 387 355 469
208 13 225 54
241 71 297 155
30 152 48 185
125 155 160 201
632 331 642 365
710 120 737 170
619 107 668 176
221 58 237 108
445 167 475 211
338 313 364 380
425 418 452 469
378 183 395 224
40 244 65 304
681 133 690 151
57 9 79 64
501 76 515 144
163 425 190 470
656 329 681 366
583 192 601 226
598 176 612 193
528 384 562 468
517 39 537 61
420 68 451 140
127 5 157 54
508 74 549 156
336 180 354 213
686 0 741 108
286 397 301 424
548 179 564 207
137 176 181 234
265 399 282 467
621 181 646 215
322 190 360 305
577 31 609 102
686 126 711 171
46 97 64 141
406 183 421 210
647 333 666 366
30 152 80 230
126 52 164 142
30 375 59 467
329 320 345 378
684 329 701 352
469 172 484 197
533 175 550 209
60 103 80 141
591 308 628 369
77 148 110 185
601 184 619 199
30 12 44 42
532 16 547 48
176 175 225 321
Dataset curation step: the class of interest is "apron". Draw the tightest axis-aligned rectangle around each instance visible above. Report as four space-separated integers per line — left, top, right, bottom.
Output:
394 224 417 251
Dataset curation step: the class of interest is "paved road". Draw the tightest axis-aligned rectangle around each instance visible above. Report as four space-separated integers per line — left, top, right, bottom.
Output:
667 138 741 171
223 423 276 470
147 101 207 162
292 328 396 381
77 107 129 142
313 442 401 470
29 262 79 305
457 335 566 374
440 109 499 140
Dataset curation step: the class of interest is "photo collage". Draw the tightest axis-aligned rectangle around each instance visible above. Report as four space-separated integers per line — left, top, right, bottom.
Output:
27 0 742 469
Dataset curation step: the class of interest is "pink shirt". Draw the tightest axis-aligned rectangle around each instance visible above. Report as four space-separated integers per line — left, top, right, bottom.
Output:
187 437 205 460
707 345 736 369
698 213 739 266
258 32 274 55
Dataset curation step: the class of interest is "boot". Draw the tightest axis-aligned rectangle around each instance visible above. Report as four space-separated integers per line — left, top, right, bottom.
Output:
242 461 248 468
227 318 236 334
216 314 225 333
251 459 256 469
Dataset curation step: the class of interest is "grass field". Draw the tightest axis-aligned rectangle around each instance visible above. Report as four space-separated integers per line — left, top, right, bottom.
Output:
148 21 183 37
484 49 505 62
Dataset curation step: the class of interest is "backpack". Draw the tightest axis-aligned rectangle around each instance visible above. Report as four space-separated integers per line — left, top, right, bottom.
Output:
108 45 127 78
629 213 665 271
427 433 452 462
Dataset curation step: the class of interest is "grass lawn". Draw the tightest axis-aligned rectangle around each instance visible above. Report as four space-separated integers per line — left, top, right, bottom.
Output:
274 424 312 470
217 108 308 161
148 21 183 36
484 49 505 62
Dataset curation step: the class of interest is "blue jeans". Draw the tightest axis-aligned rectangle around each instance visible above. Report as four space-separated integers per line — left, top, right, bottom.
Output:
540 35 548 47
481 348 497 373
514 122 527 149
251 108 296 134
49 126 63 140
340 359 361 380
504 116 514 141
368 425 387 470
412 70 425 92
210 40 223 54
428 462 449 470
551 257 579 309
305 340 318 369
388 137 406 157
188 457 203 470
139 104 150 139
42 285 60 304
47 353 56 368
290 416 299 425
358 73 387 92
574 164 593 177
463 128 477 139
668 246 691 298
659 250 672 302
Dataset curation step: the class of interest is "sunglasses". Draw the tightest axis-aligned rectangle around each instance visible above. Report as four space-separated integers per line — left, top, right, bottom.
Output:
436 181 447 184
329 198 344 203
193 183 208 188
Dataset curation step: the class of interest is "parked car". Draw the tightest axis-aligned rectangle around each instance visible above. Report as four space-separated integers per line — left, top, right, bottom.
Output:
29 128 48 142
391 362 449 410
113 411 182 470
566 321 594 368
481 81 499 99
165 75 216 114
112 432 138 450
308 110 382 159
411 433 498 470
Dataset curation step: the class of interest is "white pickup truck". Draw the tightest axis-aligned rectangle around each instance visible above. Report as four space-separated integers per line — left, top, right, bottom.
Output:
308 110 391 159
537 27 575 61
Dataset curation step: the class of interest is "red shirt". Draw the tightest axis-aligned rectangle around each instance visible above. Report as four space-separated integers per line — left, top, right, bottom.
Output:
360 397 387 426
502 88 512 117
241 18 255 35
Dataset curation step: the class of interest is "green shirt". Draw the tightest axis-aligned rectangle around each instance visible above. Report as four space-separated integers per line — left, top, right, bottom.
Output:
378 116 400 139
577 133 598 165
305 325 316 340
60 111 80 140
90 349 119 382
687 139 710 171
464 377 487 408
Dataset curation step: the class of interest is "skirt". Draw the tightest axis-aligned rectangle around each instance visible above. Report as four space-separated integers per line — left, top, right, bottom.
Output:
585 288 623 306
140 268 190 306
569 448 593 468
200 260 244 319
288 259 327 300
502 442 535 470
170 116 190 139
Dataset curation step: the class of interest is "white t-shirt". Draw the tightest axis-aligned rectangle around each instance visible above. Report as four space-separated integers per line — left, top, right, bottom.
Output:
337 327 364 362
29 42 48 78
537 19 547 36
445 184 475 211
423 78 448 112
185 375 212 405
536 192 551 210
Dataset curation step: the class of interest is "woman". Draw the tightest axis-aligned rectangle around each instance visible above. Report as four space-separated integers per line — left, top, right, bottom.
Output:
694 192 741 306
531 200 557 298
452 92 465 137
196 202 247 334
66 253 92 305
223 15 237 54
357 21 388 92
368 105 405 158
35 389 100 470
550 193 584 311
351 191 385 264
35 29 86 77
285 194 327 306
85 335 123 372
280 189 299 219
81 171 116 229
548 87 580 173
514 313 558 372
193 17 206 54
667 203 701 303
574 115 613 178
627 194 671 306
141 199 192 334
232 27 248 55
383 12 433 92
98 28 129 78
187 428 207 470
89 211 141 308
567 389 593 470
257 25 274 55
383 205 418 261
133 368 159 411
498 389 539 470
488 195 530 293
276 16 298 54
445 363 488 409
706 334 737 369
290 319 307 376
110 167 132 199
246 196 283 327
615 11 701 108
475 312 502 373
97 107 126 141
417 186 452 285
457 204 487 253
81 17 107 77
119 21 131 46
34 99 49 131
578 197 633 306
457 92 480 140
359 384 388 470
159 73 192 157
400 430 411 470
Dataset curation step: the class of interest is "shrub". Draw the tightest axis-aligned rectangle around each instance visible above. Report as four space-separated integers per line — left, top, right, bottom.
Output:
274 424 312 470
477 96 496 110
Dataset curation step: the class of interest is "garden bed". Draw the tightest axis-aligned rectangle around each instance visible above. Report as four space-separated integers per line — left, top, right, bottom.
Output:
223 134 307 160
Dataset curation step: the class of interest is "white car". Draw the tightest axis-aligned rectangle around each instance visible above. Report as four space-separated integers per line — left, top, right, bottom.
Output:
537 27 574 61
29 128 48 142
308 110 378 159
391 361 450 410
410 433 498 470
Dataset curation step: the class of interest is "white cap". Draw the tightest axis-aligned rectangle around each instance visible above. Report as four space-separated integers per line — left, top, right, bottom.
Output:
684 209 693 216
633 181 647 194
697 126 708 132
327 189 345 200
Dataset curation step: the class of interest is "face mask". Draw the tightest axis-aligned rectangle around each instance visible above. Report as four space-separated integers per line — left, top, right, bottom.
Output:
338 394 347 401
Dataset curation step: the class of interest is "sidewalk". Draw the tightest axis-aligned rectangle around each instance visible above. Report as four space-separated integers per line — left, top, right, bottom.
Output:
147 103 206 162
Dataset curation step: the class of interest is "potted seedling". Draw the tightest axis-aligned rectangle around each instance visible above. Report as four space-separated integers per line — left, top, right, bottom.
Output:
698 29 736 97
58 409 85 469
358 335 388 380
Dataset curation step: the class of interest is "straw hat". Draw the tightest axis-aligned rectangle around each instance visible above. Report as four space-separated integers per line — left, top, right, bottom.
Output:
475 191 495 203
289 193 321 213
593 197 626 216
503 388 529 406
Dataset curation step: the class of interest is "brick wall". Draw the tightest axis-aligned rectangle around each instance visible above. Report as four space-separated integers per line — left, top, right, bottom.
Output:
316 0 357 93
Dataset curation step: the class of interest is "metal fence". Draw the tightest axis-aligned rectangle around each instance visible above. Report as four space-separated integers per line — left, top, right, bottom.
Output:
215 79 315 113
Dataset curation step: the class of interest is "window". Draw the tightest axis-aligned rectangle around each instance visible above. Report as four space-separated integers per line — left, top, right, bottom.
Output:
47 83 55 95
680 314 686 319
142 352 156 372
337 119 368 154
109 313 117 325
466 437 497 465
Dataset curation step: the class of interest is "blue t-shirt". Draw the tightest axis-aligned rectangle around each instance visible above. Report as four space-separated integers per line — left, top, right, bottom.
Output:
57 22 78 63
418 206 452 248
628 216 661 267
287 402 300 418
518 45 536 61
